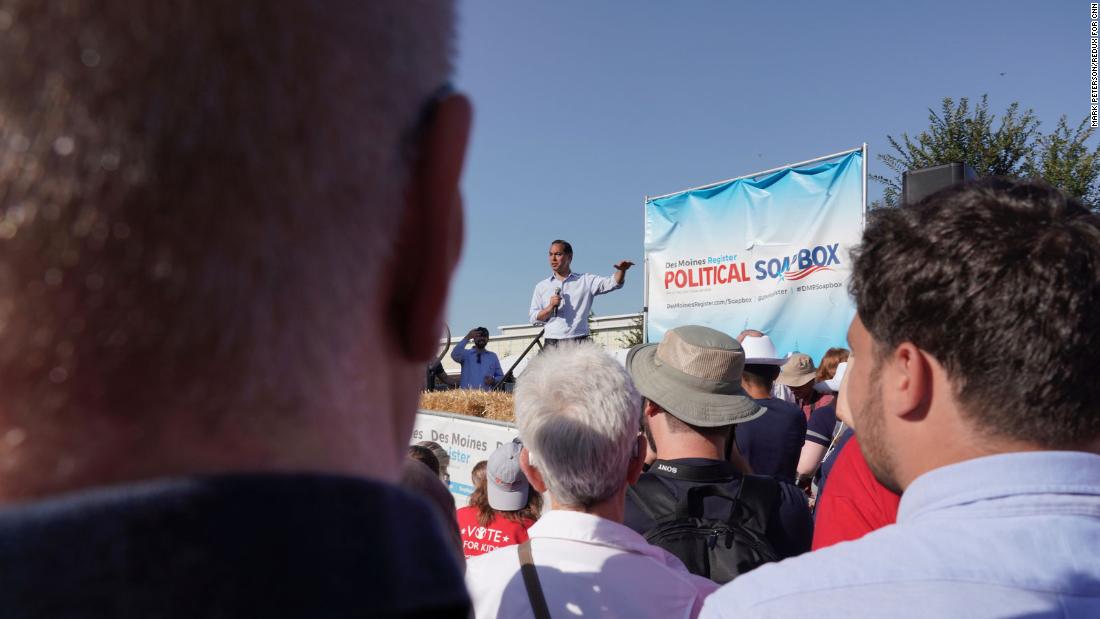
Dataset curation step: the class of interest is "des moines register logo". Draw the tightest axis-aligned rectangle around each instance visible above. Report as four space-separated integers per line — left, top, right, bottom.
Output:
661 243 841 290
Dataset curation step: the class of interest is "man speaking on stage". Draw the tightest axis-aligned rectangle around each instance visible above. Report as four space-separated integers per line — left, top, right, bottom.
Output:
529 240 634 345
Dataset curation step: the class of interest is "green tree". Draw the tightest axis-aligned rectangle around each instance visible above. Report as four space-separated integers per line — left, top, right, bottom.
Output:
615 314 644 348
872 95 1040 207
1025 116 1100 208
873 96 1100 208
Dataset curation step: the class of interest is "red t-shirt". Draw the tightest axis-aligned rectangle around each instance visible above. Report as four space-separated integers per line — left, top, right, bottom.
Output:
798 392 835 421
812 434 901 550
455 506 534 558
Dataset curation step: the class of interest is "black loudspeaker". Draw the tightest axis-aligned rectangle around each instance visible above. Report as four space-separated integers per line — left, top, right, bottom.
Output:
901 163 978 205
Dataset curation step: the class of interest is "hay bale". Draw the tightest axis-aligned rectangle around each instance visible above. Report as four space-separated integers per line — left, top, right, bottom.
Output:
419 389 515 423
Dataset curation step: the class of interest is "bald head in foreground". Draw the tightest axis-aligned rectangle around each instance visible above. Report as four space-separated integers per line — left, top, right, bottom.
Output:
0 1 472 616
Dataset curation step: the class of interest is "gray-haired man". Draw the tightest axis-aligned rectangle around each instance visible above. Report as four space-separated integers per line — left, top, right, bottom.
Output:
466 343 717 618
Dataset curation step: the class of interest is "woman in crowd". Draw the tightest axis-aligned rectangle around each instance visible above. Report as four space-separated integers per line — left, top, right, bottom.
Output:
470 459 487 488
815 347 849 384
455 439 542 558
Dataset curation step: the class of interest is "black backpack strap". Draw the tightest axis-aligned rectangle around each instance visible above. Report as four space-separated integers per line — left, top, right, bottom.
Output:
627 473 680 524
733 475 780 534
517 542 552 619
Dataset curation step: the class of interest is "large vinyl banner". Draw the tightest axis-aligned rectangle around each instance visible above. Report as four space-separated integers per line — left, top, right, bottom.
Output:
645 149 864 362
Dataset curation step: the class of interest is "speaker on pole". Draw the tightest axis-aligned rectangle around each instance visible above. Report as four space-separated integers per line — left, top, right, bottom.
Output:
902 163 978 205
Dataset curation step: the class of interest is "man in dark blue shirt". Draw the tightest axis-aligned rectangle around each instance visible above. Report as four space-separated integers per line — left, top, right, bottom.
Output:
735 364 807 483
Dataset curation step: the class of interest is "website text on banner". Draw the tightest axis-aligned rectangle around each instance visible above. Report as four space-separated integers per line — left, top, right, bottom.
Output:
412 410 519 503
644 149 864 362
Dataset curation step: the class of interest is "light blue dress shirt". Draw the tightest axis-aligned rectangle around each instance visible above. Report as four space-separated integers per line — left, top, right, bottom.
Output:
701 450 1100 618
450 339 503 390
529 272 622 339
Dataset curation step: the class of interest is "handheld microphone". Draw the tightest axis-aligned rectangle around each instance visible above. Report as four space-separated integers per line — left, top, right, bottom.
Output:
552 287 561 318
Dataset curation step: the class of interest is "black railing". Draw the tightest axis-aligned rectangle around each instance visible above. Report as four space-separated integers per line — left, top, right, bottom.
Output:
493 328 545 391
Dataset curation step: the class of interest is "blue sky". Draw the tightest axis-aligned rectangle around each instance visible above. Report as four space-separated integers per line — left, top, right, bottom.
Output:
447 0 1085 335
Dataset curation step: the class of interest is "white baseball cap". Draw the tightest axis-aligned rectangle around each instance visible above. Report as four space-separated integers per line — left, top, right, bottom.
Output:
823 361 848 392
487 438 530 511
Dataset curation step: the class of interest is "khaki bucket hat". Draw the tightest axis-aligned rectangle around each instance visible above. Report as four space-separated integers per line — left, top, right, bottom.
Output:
777 352 817 387
627 326 765 427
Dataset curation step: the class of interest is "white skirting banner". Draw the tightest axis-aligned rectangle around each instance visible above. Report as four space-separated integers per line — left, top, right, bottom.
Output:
411 410 518 504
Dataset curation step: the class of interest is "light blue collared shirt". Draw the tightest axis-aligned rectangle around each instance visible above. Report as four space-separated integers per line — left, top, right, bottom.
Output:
701 450 1100 618
529 272 622 339
450 339 503 390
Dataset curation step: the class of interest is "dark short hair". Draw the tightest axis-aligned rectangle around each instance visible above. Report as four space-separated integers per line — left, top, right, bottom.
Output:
407 445 441 476
474 327 489 337
649 399 731 442
742 364 781 391
550 240 573 256
850 178 1100 447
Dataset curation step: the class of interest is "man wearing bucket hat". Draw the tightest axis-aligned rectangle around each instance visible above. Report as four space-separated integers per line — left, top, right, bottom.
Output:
778 353 833 419
624 326 812 582
733 333 808 483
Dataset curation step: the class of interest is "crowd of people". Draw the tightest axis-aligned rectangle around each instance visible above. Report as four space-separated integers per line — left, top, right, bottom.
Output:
405 327 881 609
407 171 1100 618
1 2 1098 618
